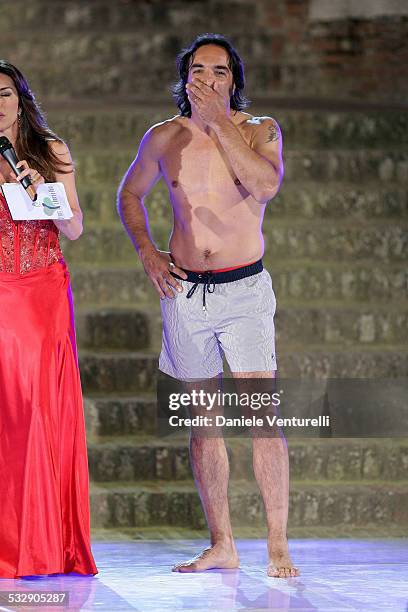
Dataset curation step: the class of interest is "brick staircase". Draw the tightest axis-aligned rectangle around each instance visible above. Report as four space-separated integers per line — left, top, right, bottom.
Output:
3 0 407 537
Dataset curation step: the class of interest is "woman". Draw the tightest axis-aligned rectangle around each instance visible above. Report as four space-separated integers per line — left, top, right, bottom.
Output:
0 60 98 578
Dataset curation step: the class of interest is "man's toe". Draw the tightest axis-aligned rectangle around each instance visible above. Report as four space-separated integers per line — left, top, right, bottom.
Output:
181 562 197 572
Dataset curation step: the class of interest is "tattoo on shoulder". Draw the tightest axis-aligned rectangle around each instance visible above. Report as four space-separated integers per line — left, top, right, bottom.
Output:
266 120 280 143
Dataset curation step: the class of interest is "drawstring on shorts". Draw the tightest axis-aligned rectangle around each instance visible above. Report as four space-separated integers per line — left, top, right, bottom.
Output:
185 272 216 310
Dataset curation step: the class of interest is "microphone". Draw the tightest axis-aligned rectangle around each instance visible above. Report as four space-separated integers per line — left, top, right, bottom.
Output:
0 136 37 201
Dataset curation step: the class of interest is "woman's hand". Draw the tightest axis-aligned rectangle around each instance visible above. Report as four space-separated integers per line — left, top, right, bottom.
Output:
10 160 45 191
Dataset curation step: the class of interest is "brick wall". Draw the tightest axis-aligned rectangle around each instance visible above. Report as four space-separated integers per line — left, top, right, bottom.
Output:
0 0 406 108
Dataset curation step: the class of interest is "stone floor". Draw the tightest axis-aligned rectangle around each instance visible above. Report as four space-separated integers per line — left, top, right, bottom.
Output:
1 539 407 611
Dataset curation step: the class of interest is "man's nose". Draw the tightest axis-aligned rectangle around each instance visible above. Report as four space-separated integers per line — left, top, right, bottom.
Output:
203 78 215 89
201 70 215 87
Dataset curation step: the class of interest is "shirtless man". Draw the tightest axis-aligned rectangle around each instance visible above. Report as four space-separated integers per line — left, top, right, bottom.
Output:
117 33 299 578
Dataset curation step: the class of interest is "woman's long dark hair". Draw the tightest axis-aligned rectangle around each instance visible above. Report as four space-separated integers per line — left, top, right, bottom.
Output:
0 60 70 181
172 33 250 117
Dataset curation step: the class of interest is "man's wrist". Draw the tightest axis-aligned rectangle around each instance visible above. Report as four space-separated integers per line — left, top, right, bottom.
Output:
209 115 233 132
138 242 157 259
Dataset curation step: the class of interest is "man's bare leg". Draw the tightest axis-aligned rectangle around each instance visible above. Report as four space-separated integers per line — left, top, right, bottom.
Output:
232 370 300 578
172 375 239 572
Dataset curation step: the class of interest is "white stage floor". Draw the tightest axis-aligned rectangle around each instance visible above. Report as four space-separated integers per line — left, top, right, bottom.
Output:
0 539 407 611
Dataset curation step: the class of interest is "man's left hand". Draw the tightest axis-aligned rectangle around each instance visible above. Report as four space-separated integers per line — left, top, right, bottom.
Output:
186 78 229 127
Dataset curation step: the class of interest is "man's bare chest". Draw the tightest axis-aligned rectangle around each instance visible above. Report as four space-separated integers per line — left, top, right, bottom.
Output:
160 131 249 192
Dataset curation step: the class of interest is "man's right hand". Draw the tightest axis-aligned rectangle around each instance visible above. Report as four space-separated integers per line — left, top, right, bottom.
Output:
140 247 188 298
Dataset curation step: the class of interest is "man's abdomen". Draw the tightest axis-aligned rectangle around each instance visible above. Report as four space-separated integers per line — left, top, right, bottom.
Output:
169 226 264 271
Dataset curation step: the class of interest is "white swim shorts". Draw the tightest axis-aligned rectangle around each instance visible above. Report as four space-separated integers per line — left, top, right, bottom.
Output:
158 259 277 381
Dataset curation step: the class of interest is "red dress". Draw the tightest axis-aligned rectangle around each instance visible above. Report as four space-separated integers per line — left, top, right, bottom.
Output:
0 193 97 578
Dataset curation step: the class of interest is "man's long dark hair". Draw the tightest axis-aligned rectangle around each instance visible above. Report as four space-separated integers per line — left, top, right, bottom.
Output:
172 33 250 117
0 60 70 181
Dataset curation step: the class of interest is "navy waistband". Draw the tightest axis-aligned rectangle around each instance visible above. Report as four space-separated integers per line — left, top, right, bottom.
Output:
171 259 264 311
171 258 263 284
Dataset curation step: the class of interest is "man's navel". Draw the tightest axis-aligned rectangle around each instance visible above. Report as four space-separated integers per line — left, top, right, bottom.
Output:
203 248 212 259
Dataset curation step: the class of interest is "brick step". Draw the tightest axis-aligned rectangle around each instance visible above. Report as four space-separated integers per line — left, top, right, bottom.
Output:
285 149 407 183
274 306 407 346
77 308 152 351
69 262 407 307
89 479 408 529
271 182 408 220
1 2 170 32
89 523 408 539
78 181 408 225
84 395 157 438
2 2 175 32
79 351 158 394
43 107 408 150
18 59 323 101
9 32 300 68
79 347 408 391
61 221 408 265
70 148 408 185
275 304 408 345
70 264 152 309
87 437 408 483
76 305 408 352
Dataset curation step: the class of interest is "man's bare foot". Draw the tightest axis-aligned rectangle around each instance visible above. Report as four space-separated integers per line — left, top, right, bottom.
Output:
172 541 240 573
267 536 300 578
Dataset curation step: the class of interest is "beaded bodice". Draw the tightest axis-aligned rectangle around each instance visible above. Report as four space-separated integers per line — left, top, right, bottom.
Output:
0 193 63 274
